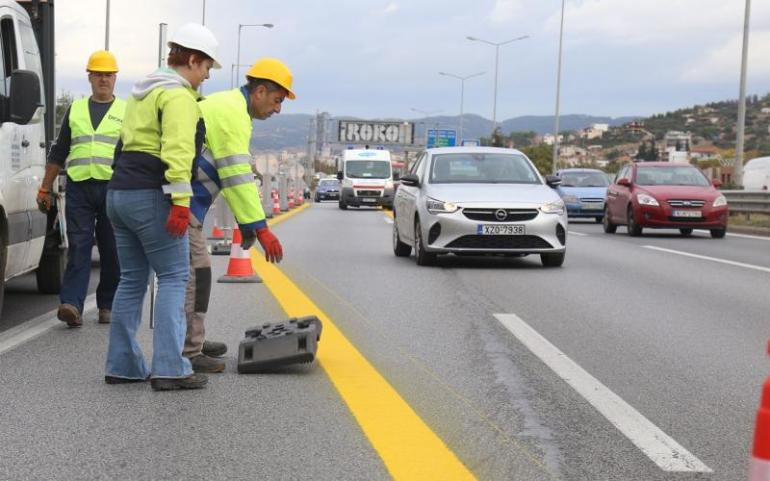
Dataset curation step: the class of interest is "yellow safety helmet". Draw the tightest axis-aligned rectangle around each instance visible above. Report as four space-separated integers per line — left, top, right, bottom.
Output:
86 50 118 73
246 58 296 100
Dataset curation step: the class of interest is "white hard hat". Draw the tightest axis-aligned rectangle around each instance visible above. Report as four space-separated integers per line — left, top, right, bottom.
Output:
168 23 222 69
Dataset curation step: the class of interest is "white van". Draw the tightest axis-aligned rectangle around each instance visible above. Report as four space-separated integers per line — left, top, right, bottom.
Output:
0 0 64 314
743 156 770 191
336 149 395 209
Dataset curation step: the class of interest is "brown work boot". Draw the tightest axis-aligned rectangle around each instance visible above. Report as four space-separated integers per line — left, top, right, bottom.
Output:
190 354 226 373
201 340 227 357
57 304 82 328
150 374 208 391
98 309 111 324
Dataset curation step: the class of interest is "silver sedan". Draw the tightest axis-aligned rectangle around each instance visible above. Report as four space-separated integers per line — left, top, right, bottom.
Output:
392 147 568 267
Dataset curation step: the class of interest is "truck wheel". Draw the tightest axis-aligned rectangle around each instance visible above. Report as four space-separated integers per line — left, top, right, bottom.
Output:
338 199 347 210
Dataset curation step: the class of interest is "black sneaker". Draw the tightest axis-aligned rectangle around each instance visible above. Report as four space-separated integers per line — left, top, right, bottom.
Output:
105 375 148 384
150 374 208 391
202 340 227 358
190 354 226 373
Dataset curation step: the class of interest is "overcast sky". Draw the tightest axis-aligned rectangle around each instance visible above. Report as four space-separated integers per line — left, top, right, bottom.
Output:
55 0 770 121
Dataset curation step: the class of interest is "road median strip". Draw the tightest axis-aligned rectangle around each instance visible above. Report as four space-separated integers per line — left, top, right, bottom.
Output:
250 251 477 481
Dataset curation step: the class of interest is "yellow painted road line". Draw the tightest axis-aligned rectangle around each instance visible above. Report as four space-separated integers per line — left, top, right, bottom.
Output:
267 203 310 227
251 253 477 481
383 209 394 219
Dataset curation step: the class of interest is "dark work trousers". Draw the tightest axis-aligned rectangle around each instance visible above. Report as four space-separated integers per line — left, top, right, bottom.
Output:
59 179 120 314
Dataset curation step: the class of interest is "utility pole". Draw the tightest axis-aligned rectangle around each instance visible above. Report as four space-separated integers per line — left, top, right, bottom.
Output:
105 0 111 50
552 0 565 174
734 0 751 188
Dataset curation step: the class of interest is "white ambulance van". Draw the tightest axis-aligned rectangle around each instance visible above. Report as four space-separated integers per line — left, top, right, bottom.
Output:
336 149 395 209
0 0 64 314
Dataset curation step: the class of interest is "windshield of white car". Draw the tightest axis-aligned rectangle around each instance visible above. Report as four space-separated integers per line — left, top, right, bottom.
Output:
429 153 540 184
345 160 391 179
559 171 609 187
635 166 709 186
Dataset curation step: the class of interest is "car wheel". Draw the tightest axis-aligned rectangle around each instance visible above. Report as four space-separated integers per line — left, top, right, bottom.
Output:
541 251 565 267
414 219 436 266
679 228 693 236
338 199 347 210
627 206 642 237
393 220 411 257
710 228 727 239
602 208 617 234
595 216 603 224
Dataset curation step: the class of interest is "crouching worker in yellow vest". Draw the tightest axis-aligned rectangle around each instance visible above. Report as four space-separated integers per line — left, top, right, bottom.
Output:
37 50 125 327
185 58 294 372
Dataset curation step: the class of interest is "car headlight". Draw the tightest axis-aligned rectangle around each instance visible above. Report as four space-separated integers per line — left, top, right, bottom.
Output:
426 197 459 214
540 199 565 214
561 194 578 203
713 195 727 207
637 193 659 206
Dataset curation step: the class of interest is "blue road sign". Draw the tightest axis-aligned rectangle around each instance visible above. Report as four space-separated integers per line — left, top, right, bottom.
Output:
427 129 457 148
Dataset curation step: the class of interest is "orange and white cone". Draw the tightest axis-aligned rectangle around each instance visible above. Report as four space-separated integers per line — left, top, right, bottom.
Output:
217 229 261 283
296 188 304 206
272 189 281 215
749 341 770 481
210 225 225 239
288 190 295 209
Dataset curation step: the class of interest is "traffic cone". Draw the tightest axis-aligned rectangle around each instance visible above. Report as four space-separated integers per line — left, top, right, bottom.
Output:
210 225 225 239
288 190 295 209
749 341 770 481
296 188 304 206
272 189 281 215
217 229 261 283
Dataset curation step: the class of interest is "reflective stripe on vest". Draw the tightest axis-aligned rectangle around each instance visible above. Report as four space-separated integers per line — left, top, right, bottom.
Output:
65 97 126 181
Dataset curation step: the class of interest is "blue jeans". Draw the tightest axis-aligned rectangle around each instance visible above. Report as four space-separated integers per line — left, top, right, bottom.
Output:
105 189 192 379
60 179 119 313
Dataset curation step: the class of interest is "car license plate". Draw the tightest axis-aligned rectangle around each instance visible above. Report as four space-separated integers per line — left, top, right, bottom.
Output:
361 198 377 203
581 202 603 210
477 224 525 235
672 210 701 218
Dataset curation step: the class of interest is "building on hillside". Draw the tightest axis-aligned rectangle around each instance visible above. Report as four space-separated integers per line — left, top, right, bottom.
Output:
690 145 720 162
579 124 608 140
625 121 644 133
542 134 564 145
663 131 691 163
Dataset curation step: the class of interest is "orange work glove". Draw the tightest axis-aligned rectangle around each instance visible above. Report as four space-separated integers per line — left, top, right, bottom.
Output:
36 187 54 213
256 227 283 263
166 205 190 238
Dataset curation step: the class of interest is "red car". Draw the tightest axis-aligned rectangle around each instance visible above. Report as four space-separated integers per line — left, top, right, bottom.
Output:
604 162 728 238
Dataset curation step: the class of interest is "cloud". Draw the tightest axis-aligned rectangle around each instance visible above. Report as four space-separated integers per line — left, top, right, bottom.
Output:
381 2 400 15
489 0 523 24
680 30 770 83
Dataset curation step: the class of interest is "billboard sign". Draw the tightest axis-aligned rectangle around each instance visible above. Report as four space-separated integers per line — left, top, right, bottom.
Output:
338 121 415 146
427 129 457 148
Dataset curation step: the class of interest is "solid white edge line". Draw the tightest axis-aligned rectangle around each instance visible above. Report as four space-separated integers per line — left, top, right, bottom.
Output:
493 313 713 473
0 295 97 356
694 229 770 241
643 245 770 273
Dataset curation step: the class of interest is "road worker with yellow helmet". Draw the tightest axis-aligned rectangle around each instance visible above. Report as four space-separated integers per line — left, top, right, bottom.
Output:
38 49 124 328
104 23 220 391
183 57 294 373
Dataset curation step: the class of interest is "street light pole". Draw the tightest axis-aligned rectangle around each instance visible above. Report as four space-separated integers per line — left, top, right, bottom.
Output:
734 0 751 188
411 108 442 148
105 0 110 50
467 34 529 134
235 23 274 87
553 0 566 173
439 71 485 143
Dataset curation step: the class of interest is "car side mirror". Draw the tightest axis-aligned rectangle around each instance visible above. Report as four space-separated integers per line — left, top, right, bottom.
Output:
9 70 42 125
399 173 420 187
712 178 722 188
336 171 343 181
545 175 562 188
617 178 631 187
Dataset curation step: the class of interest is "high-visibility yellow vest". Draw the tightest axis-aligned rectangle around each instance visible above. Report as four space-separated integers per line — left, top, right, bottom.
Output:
199 88 265 226
65 97 126 181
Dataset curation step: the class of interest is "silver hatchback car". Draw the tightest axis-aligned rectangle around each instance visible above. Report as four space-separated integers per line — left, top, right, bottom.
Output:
392 147 567 267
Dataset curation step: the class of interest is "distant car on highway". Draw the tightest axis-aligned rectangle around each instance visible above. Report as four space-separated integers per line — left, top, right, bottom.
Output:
314 178 340 202
392 147 568 267
604 161 728 238
555 168 609 223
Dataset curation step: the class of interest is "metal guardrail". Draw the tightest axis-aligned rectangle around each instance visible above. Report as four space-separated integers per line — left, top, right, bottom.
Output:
722 190 770 215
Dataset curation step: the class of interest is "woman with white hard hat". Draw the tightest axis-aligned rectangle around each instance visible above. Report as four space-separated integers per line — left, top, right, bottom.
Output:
105 23 221 391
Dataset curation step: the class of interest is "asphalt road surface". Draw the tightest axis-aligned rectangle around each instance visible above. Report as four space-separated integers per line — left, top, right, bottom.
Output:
0 203 767 481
